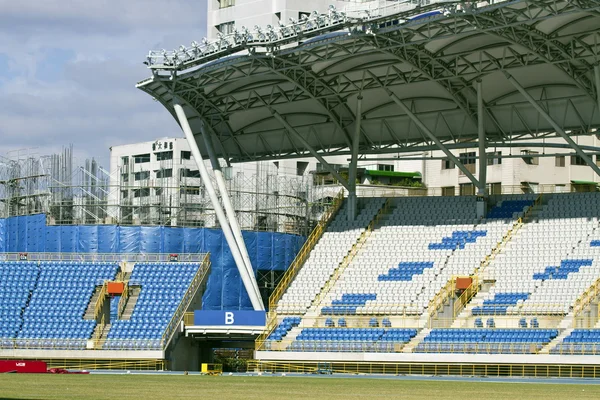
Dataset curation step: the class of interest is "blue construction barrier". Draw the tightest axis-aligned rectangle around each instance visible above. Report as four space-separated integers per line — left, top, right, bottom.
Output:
0 214 305 310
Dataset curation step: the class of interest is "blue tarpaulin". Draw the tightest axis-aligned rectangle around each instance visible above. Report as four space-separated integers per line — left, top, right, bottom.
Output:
0 214 305 310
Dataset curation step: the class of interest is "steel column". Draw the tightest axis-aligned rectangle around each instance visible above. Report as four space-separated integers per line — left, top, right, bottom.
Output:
347 95 363 221
477 80 487 196
173 101 265 311
505 73 600 178
271 110 351 192
200 121 263 306
386 90 481 187
595 64 600 114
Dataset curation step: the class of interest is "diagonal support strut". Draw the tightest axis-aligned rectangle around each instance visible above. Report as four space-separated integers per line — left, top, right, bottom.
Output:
505 72 600 178
386 90 481 188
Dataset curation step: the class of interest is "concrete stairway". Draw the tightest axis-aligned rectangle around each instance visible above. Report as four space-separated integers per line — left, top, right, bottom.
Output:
402 328 430 353
84 286 104 320
539 328 573 354
120 286 141 320
96 324 112 349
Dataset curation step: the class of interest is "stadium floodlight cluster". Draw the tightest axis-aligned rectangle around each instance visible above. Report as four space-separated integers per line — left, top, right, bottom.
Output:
145 5 348 70
143 0 491 72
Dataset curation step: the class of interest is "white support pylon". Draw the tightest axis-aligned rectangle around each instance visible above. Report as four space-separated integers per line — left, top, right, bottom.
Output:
173 100 265 311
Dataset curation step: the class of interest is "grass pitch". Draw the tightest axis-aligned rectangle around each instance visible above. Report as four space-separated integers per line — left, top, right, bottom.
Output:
0 374 599 400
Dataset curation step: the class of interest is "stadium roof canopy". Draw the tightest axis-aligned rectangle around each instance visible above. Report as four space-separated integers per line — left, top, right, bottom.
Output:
138 0 600 165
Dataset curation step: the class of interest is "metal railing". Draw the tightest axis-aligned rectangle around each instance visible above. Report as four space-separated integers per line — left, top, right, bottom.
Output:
117 283 130 319
268 189 344 312
256 190 344 344
0 252 208 263
453 276 480 318
160 253 211 349
248 360 600 378
572 277 600 317
93 282 108 321
312 198 392 310
315 183 590 199
551 343 600 355
428 278 455 318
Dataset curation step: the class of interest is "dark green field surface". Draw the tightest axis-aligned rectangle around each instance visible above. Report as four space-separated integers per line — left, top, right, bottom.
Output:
1 374 600 400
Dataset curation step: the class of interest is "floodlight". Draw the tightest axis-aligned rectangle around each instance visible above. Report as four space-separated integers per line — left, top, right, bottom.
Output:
242 26 253 42
255 25 266 42
266 25 278 41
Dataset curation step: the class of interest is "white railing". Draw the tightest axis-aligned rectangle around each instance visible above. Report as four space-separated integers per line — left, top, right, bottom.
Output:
0 252 207 263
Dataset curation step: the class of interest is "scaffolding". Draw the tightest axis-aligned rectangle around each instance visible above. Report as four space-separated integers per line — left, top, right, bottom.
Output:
0 147 319 236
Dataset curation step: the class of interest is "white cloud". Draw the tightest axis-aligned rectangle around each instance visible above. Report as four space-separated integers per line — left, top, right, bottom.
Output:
0 0 207 167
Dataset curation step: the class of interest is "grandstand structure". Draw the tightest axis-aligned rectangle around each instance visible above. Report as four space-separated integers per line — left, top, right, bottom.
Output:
0 252 210 370
135 0 600 373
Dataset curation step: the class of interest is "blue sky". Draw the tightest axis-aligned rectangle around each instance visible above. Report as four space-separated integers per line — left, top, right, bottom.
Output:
0 0 207 168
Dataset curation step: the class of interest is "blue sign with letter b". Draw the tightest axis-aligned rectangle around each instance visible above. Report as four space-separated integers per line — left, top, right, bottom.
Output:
193 310 266 326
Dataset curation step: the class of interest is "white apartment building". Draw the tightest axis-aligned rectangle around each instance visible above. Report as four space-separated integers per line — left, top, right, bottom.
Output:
207 0 369 39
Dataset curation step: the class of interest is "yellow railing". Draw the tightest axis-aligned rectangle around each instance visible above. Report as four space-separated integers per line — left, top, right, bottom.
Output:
93 282 108 321
268 189 344 312
256 190 344 344
551 343 600 356
92 314 108 349
453 276 479 318
248 360 600 378
428 278 455 318
572 277 600 317
160 253 211 349
117 282 130 319
311 199 392 311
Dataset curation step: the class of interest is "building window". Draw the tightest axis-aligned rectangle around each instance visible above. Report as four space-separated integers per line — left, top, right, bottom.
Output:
217 21 235 35
571 155 587 166
459 183 475 196
377 164 394 172
155 151 173 161
121 190 128 199
180 169 201 178
487 151 502 166
555 155 566 167
442 186 455 196
521 150 539 165
156 169 173 179
155 188 163 196
121 156 129 166
441 158 455 170
218 0 235 8
134 171 150 181
133 188 150 198
458 152 476 174
181 151 192 160
488 182 502 195
133 153 150 163
297 161 309 176
121 173 129 183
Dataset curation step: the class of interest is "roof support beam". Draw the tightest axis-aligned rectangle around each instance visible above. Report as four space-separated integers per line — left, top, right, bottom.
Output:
386 90 480 188
595 64 600 114
271 110 350 192
173 99 264 311
200 120 263 307
347 95 363 221
505 72 600 178
477 80 487 196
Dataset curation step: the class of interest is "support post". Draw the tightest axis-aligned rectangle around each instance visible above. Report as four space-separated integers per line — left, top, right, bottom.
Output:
595 64 600 115
271 110 351 192
199 121 263 306
386 90 481 187
173 101 265 311
505 72 600 178
477 80 487 196
347 95 363 221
